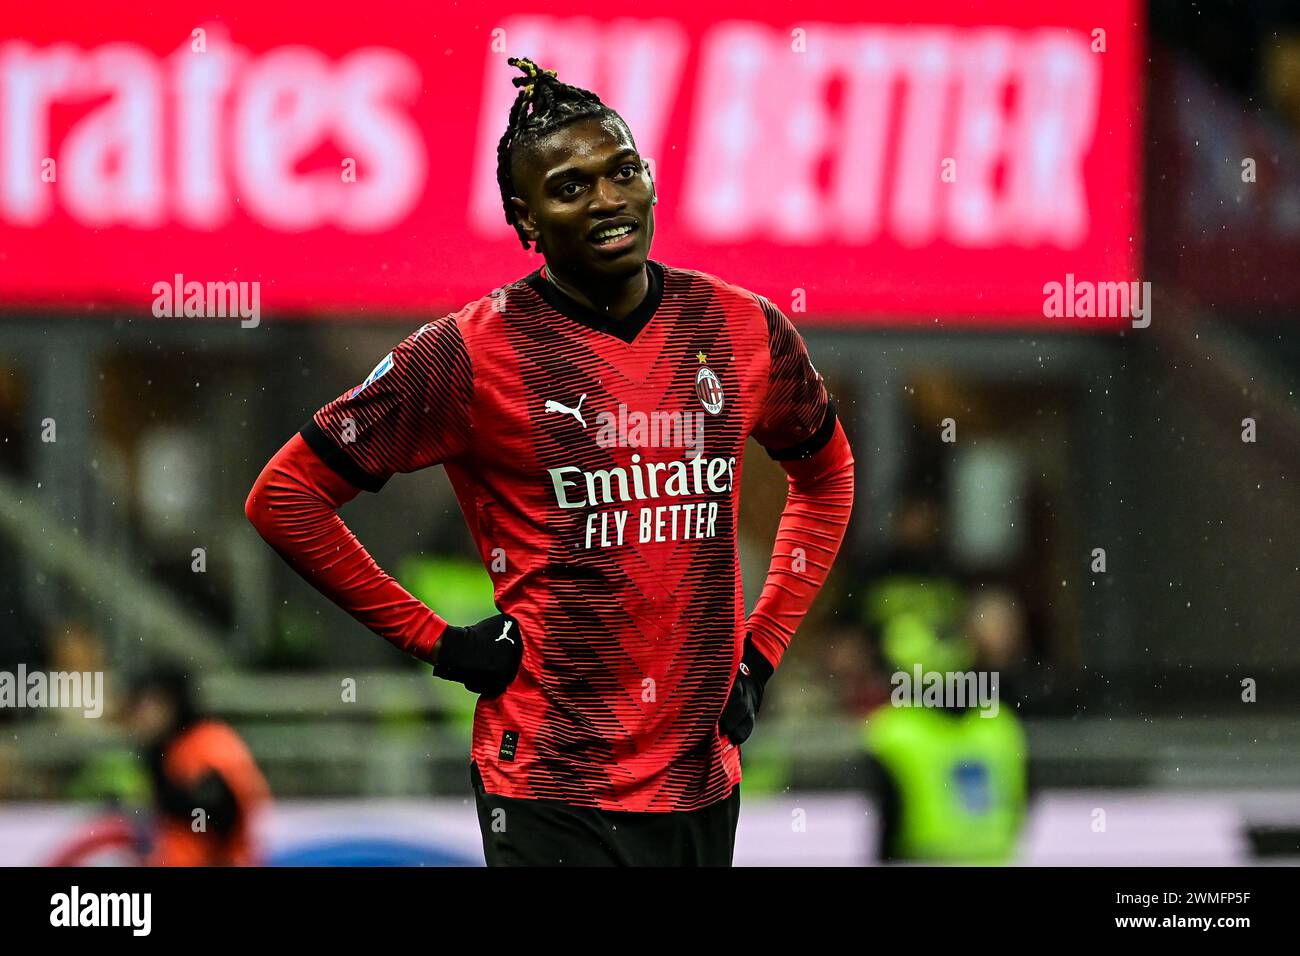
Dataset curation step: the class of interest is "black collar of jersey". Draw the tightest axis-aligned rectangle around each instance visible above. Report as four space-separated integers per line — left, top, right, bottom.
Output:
523 259 664 345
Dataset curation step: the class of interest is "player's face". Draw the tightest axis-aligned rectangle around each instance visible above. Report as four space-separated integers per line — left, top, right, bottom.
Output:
510 116 655 280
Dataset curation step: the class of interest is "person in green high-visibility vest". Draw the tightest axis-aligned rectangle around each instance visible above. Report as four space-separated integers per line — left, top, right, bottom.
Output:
858 492 969 653
863 607 1027 864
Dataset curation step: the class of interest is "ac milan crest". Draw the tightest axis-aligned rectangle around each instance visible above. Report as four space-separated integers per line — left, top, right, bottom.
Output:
695 365 725 415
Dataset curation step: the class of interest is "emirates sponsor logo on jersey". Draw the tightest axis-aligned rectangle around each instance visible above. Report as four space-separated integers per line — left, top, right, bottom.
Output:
549 453 736 510
548 453 737 550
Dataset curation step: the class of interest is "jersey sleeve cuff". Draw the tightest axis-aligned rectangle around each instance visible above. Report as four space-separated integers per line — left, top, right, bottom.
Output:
299 417 389 493
762 398 838 462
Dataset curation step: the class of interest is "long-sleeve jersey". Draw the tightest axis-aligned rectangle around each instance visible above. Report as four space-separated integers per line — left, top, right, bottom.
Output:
246 258 854 811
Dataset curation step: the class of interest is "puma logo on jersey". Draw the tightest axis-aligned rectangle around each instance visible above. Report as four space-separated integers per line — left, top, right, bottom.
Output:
544 393 587 427
495 620 515 644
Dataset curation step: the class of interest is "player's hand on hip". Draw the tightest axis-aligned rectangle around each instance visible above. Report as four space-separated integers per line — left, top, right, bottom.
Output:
432 613 524 698
718 633 775 747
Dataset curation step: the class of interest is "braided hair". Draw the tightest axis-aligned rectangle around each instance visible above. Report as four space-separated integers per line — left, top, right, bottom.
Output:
495 56 635 251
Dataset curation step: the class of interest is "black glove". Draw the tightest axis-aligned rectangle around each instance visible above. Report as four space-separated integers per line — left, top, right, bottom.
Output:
718 635 775 746
432 613 523 698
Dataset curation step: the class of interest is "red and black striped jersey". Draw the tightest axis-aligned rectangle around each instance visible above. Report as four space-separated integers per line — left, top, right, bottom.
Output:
301 259 836 811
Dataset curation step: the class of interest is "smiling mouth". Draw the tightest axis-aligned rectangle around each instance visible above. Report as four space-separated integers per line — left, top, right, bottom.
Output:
589 221 640 247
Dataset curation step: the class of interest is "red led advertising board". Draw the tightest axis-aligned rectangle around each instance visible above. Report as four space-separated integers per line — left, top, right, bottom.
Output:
0 1 1141 325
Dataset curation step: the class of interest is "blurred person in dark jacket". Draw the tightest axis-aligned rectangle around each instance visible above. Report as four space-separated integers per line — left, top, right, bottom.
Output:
126 664 270 866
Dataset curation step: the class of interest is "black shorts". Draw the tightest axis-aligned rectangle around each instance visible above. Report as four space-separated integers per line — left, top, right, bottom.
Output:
470 761 741 867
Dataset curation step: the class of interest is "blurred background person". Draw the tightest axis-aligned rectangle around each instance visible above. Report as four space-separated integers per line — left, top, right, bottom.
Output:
125 664 270 866
857 490 970 667
862 599 1028 864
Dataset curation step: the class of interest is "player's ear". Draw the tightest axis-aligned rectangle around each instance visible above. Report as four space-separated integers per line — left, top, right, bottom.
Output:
509 196 539 245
